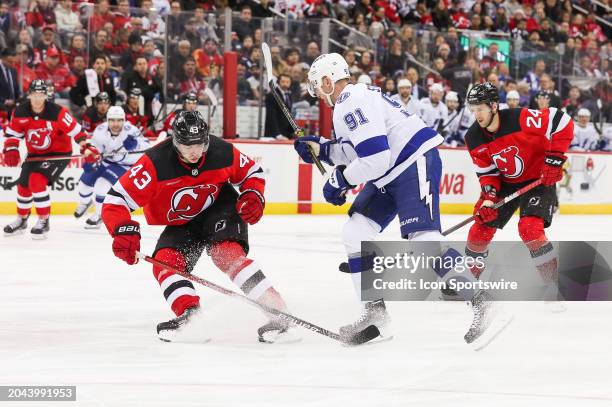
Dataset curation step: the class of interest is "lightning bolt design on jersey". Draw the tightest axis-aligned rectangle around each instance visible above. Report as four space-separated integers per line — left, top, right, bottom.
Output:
417 156 433 220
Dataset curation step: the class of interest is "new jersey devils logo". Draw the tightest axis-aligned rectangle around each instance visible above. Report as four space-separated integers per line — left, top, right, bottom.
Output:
26 128 52 150
167 184 218 222
491 146 524 178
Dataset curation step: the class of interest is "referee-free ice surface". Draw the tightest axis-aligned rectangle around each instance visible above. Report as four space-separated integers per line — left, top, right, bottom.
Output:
1 214 612 407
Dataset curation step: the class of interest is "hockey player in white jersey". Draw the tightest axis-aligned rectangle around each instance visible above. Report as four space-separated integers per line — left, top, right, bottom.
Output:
74 106 150 228
420 83 448 132
295 53 472 344
390 79 424 117
570 109 600 151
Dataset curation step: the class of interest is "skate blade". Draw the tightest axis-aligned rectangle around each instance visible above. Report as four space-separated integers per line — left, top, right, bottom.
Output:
259 329 302 344
84 223 102 230
31 233 48 240
157 328 211 343
344 325 394 347
4 229 26 237
470 311 514 351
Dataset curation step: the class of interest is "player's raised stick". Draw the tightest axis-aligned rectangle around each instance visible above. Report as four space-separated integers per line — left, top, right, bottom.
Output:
261 42 326 175
137 252 378 345
442 179 543 236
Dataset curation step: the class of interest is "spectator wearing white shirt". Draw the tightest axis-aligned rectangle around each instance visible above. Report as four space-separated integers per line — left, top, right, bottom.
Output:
571 108 600 151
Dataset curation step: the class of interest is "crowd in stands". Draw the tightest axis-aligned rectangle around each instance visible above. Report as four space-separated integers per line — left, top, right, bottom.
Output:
0 0 610 149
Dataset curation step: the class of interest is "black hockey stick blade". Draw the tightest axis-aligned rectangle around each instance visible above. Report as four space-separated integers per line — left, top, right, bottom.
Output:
347 325 381 346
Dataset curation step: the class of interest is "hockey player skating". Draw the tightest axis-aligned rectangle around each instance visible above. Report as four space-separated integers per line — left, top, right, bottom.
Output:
157 92 199 139
2 80 98 239
101 110 295 343
81 92 111 136
295 53 497 345
74 106 150 228
463 83 574 316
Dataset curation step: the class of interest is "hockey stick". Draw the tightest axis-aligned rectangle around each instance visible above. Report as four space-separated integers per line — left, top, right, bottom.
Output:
137 252 378 345
441 179 543 236
23 149 150 162
261 42 326 175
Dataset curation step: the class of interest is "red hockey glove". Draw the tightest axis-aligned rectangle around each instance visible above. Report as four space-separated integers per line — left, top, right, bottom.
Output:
541 151 567 186
236 190 265 225
80 143 101 164
112 221 141 265
474 187 500 224
2 138 20 167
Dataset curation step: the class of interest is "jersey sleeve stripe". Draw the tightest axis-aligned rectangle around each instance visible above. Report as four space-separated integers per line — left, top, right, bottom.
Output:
67 122 83 138
233 166 265 186
544 108 557 139
109 183 139 211
354 135 390 158
104 191 133 211
393 126 438 166
551 111 571 136
6 127 23 138
477 168 500 177
475 163 497 173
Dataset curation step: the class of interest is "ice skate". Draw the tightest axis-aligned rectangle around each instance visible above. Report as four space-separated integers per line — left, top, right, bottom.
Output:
339 299 392 345
464 290 513 350
84 214 103 229
156 306 209 343
3 215 29 236
74 200 92 218
258 317 301 344
30 217 50 240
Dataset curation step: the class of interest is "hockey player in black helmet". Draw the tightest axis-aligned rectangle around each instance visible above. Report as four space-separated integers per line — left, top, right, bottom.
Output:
171 110 210 163
466 82 500 130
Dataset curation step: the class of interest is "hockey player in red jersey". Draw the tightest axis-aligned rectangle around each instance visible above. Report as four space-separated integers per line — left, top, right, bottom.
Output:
123 88 155 140
463 82 573 323
157 92 198 140
2 80 100 238
101 110 294 343
81 92 111 136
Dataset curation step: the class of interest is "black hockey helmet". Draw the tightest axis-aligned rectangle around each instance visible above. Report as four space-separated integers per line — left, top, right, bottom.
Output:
466 82 499 106
95 91 111 104
172 110 210 148
29 79 48 94
183 92 198 104
128 88 142 98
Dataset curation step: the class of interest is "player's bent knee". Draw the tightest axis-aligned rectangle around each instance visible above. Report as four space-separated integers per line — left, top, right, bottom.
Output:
518 216 545 243
153 248 187 278
28 172 48 191
210 240 246 272
342 213 380 253
467 222 496 252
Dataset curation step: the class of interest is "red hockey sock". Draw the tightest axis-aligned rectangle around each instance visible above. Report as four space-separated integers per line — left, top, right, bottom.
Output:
210 241 286 311
152 248 200 316
16 184 32 217
466 222 496 279
29 172 51 218
518 216 557 282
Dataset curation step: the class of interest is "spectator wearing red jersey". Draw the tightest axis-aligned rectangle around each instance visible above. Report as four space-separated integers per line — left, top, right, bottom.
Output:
90 0 114 32
178 57 207 101
113 0 131 31
33 25 64 67
26 0 56 30
194 38 224 78
35 47 73 96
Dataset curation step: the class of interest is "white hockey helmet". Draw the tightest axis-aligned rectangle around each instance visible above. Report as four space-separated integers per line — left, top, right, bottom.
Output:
445 91 459 102
307 53 350 105
357 74 372 85
397 79 412 89
506 90 520 100
577 108 591 117
107 106 125 121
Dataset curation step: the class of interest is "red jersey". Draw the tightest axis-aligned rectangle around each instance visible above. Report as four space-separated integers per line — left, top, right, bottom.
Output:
81 106 106 135
159 110 179 136
465 108 574 191
102 137 265 233
5 101 86 156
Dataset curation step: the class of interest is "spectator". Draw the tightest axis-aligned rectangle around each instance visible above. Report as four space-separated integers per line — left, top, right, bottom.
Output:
303 41 321 66
194 38 223 78
192 7 219 44
406 67 429 100
70 54 86 79
118 33 144 71
575 55 604 78
358 50 374 72
480 43 500 74
70 55 117 108
234 5 255 42
178 56 207 102
81 91 111 135
33 25 63 67
67 34 87 66
26 0 56 30
252 0 274 18
270 45 288 76
425 57 446 90
506 90 521 108
347 21 374 52
571 108 600 151
54 0 82 45
16 29 35 67
382 38 406 77
182 17 203 51
432 0 452 30
0 48 20 112
441 51 473 97
113 0 131 31
35 47 73 97
288 64 308 103
391 79 423 116
563 86 583 119
166 1 184 41
121 56 164 115
90 0 114 32
264 73 294 139
237 62 255 105
523 59 547 93
529 74 561 108
89 29 111 63
13 44 36 91
169 40 192 82
382 77 395 96
284 48 301 69
0 2 10 37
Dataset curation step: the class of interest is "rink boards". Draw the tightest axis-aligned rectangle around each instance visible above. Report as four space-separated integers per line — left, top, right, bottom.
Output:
0 141 611 215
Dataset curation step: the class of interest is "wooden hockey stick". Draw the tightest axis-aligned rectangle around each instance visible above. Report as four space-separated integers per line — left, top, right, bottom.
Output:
261 42 326 175
441 179 543 236
137 252 378 345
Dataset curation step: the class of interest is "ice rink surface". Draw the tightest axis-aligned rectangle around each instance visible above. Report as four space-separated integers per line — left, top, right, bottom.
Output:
2 214 612 407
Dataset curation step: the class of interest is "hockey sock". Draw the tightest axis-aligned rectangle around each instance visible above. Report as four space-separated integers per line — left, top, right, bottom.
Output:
77 181 94 205
466 222 496 279
16 184 33 217
29 172 50 218
93 178 113 216
152 248 200 316
210 241 287 311
518 216 558 284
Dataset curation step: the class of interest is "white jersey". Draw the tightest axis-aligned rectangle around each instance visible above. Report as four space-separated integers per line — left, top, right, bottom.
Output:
420 98 448 131
91 121 150 166
390 94 424 117
570 122 600 151
329 83 443 188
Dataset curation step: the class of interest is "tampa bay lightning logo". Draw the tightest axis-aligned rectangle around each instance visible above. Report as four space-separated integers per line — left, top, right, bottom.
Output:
336 92 350 104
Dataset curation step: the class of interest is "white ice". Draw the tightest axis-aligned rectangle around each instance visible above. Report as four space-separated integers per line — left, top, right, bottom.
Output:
1 214 612 407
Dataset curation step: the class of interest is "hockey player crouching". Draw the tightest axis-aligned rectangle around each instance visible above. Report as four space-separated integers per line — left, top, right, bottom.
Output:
101 110 295 343
74 106 150 228
3 80 100 238
463 83 573 306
